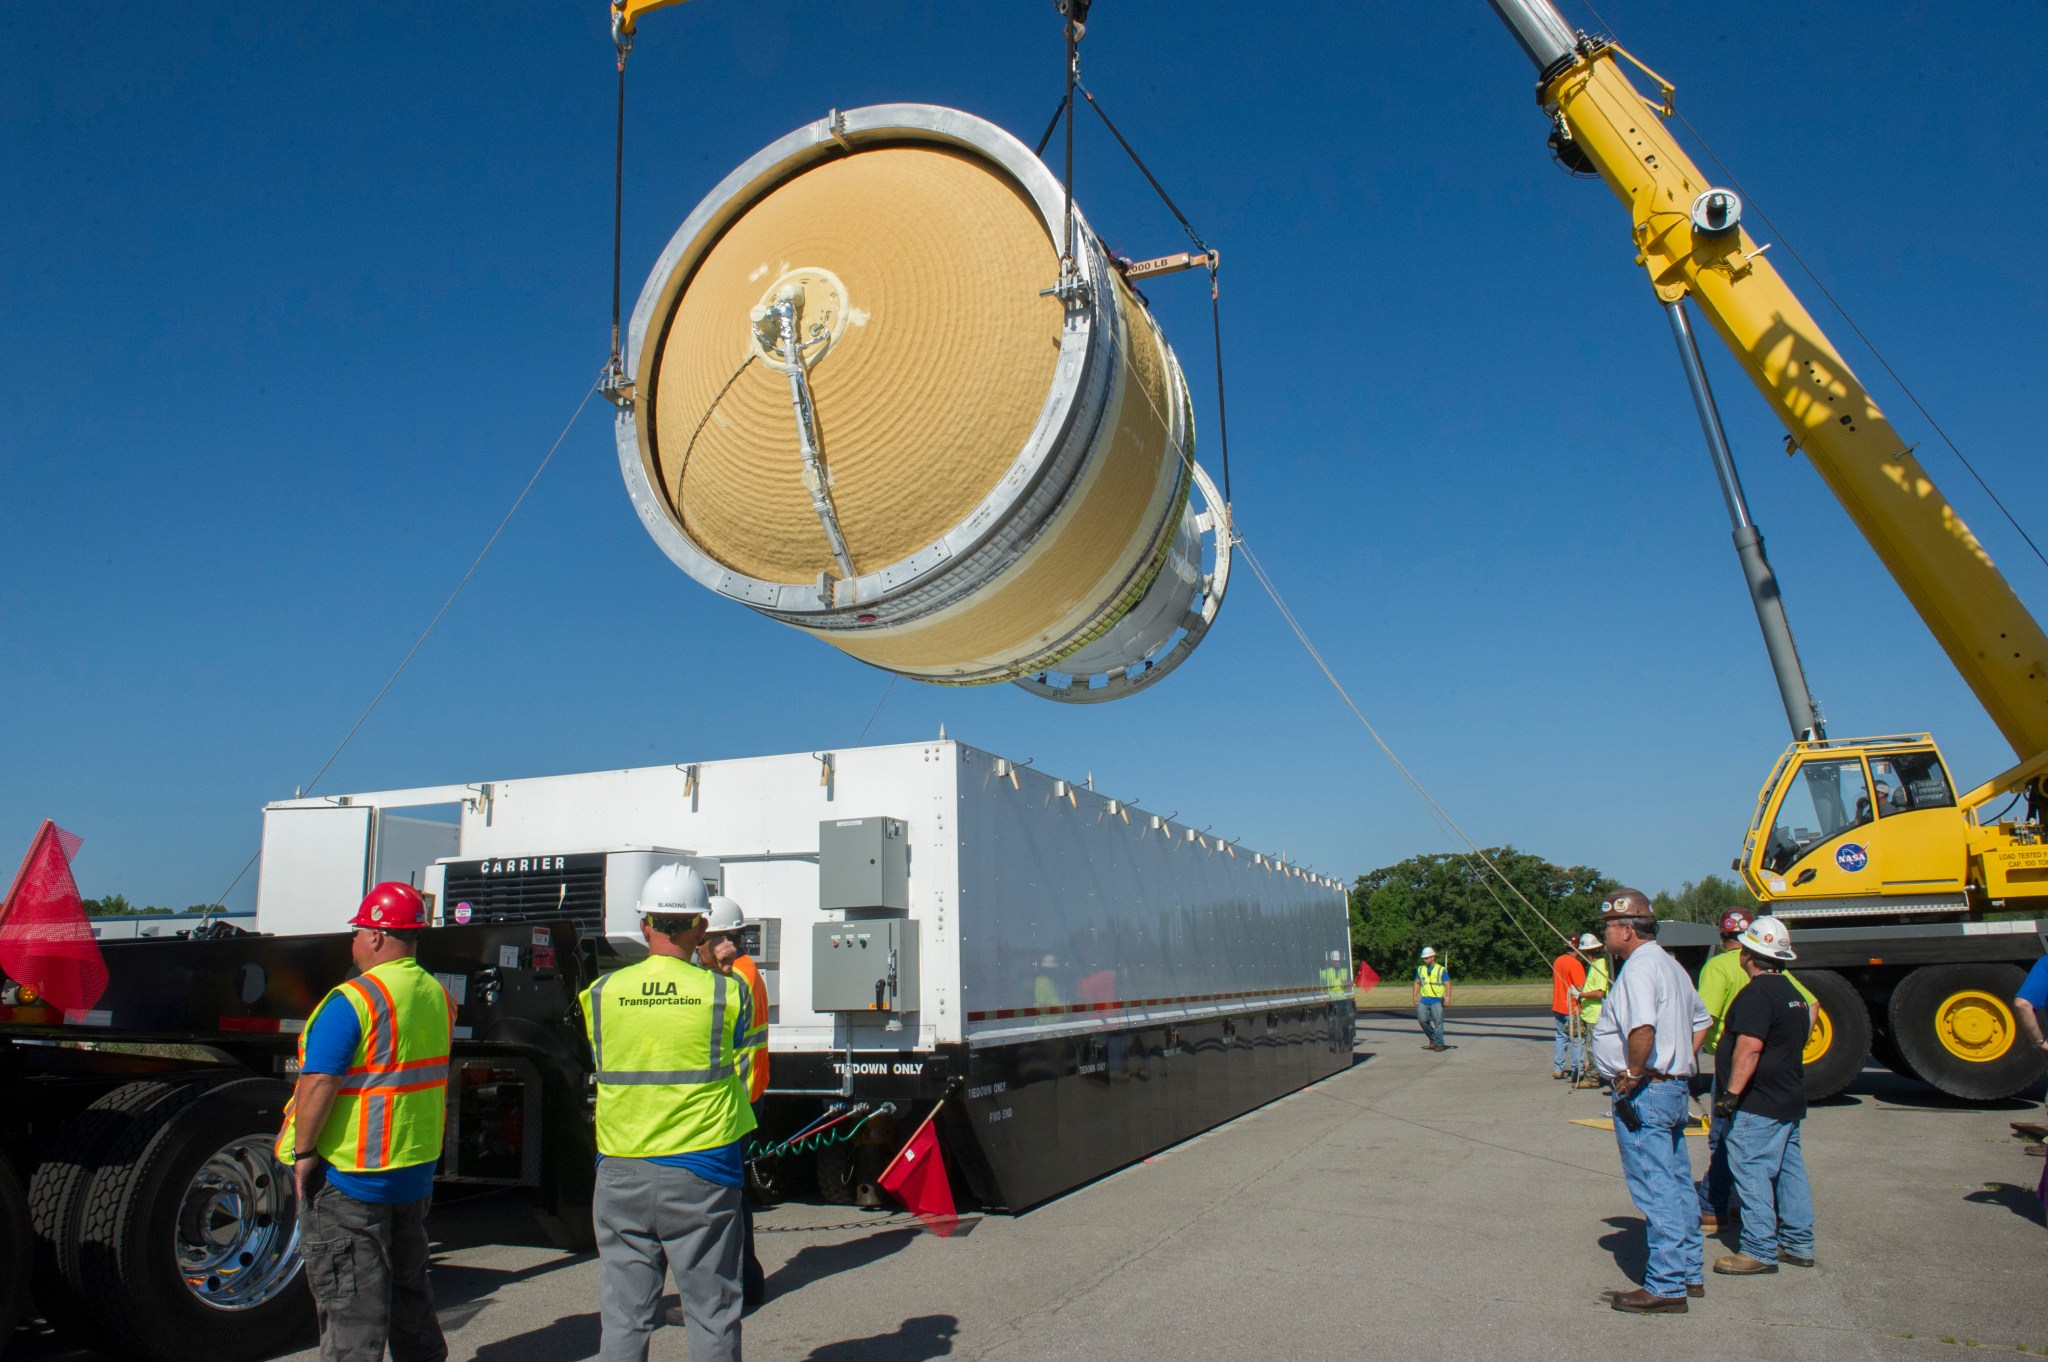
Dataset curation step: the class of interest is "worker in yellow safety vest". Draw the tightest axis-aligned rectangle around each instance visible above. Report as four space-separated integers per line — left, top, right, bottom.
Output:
276 881 455 1362
582 864 755 1362
1574 942 1612 1089
1412 946 1451 1051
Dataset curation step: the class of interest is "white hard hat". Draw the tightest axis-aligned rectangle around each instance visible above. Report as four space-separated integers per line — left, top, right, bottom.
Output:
704 894 746 933
1737 914 1796 962
1420 945 1437 959
1576 932 1600 950
638 863 709 918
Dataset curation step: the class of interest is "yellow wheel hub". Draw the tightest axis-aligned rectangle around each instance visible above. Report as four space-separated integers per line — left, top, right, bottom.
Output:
1802 1006 1833 1065
1933 989 2015 1062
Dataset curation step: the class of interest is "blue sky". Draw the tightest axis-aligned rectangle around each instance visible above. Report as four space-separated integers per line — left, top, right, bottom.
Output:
5 2 2045 910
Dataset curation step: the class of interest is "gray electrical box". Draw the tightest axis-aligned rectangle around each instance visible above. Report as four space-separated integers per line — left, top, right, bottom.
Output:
736 918 780 1016
818 816 909 914
811 919 920 1013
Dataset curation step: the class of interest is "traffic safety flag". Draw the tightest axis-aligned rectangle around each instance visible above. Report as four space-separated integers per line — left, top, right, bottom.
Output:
0 821 108 1020
1354 961 1380 992
878 1101 958 1236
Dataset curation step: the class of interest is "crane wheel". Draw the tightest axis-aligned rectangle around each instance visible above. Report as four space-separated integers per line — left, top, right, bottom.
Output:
0 1150 30 1346
1889 963 2045 1102
1870 1023 1921 1082
1794 970 1871 1102
71 1077 311 1362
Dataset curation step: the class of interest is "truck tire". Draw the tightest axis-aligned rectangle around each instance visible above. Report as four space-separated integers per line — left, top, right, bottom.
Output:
72 1077 311 1362
1870 1022 1920 1081
815 1141 859 1205
28 1074 233 1350
1797 969 1871 1102
1889 962 2046 1102
0 1150 31 1346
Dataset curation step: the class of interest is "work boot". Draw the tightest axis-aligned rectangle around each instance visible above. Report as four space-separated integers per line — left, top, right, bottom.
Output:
1608 1288 1687 1314
1687 1283 1705 1299
1781 1252 1816 1268
1713 1253 1778 1275
1553 1070 1567 1079
1699 1213 1721 1235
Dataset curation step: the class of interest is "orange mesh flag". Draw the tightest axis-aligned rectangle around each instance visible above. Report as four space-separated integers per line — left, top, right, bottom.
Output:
0 821 108 1019
1354 961 1380 992
878 1101 958 1236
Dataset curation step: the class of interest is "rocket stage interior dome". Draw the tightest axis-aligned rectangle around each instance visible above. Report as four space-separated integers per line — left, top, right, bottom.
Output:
615 104 1230 703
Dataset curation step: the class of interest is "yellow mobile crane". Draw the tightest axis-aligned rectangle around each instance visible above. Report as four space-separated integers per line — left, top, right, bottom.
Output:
1486 1 2048 1100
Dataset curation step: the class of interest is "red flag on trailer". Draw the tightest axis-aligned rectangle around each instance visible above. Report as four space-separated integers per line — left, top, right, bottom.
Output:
1355 961 1380 992
878 1101 958 1236
0 821 108 1019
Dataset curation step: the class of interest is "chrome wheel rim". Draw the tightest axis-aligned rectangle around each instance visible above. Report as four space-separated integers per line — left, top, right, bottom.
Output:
174 1135 302 1310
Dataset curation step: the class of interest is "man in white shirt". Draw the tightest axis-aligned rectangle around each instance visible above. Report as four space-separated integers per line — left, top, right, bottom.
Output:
1589 889 1712 1314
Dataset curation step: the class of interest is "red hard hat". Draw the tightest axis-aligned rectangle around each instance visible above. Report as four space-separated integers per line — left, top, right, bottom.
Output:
1719 909 1753 936
350 882 428 930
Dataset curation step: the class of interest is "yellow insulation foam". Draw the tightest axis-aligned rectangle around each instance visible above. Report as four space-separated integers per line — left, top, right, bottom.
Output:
824 279 1183 678
652 146 1062 583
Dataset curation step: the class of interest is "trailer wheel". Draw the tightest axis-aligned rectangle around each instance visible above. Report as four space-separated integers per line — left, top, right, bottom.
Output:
28 1074 235 1350
1889 962 2046 1102
73 1077 310 1362
1795 969 1870 1101
1 1150 31 1345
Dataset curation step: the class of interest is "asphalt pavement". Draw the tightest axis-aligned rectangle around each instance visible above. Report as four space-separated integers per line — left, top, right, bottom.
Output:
11 1005 2045 1360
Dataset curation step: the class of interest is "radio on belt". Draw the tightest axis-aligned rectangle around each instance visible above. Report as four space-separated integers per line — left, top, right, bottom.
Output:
812 816 918 1013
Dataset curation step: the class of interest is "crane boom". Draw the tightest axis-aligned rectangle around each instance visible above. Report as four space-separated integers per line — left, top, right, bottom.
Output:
1487 0 2048 779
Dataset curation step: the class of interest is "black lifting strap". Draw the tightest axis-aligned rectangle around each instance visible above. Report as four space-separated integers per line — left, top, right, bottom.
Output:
1075 77 1234 510
606 44 630 398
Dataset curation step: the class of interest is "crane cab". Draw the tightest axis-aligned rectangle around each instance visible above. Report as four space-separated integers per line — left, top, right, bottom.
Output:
1738 736 1973 917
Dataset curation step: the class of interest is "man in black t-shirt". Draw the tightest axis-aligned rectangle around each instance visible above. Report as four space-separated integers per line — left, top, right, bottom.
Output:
1710 915 1817 1275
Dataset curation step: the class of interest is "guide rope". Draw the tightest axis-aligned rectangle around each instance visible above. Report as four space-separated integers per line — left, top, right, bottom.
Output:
211 372 605 907
1057 58 1568 954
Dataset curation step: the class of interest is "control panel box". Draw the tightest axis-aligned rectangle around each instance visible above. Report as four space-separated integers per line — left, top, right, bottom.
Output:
818 816 909 914
812 918 920 1013
735 917 781 1014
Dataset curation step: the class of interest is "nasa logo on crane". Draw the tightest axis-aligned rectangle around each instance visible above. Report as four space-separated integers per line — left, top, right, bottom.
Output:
1836 843 1869 873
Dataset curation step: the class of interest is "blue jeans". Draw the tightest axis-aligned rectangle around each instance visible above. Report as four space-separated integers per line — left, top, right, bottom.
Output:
1693 1072 1730 1218
1416 998 1445 1046
1613 1078 1704 1297
1696 1103 1732 1221
1724 1110 1815 1264
1552 1012 1582 1071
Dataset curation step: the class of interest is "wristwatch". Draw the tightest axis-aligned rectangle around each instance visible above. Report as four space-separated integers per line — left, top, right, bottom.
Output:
292 1149 320 1161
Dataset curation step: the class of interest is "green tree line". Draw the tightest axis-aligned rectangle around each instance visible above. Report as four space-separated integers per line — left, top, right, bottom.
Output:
1350 848 1757 981
83 894 224 917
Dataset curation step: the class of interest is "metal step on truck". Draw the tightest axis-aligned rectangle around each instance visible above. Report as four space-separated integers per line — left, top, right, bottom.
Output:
0 738 1356 1362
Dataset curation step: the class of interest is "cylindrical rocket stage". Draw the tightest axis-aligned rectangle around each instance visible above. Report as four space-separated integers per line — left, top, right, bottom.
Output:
615 104 1229 703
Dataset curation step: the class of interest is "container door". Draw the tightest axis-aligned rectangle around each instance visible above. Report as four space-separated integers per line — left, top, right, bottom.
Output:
1753 755 1882 899
1866 750 1969 893
255 806 373 934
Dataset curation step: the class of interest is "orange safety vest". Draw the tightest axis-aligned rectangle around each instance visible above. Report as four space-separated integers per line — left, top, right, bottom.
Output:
275 957 455 1172
733 954 770 1103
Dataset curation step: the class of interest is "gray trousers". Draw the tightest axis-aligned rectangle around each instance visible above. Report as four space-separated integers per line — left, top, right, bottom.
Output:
299 1183 447 1362
595 1157 744 1362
